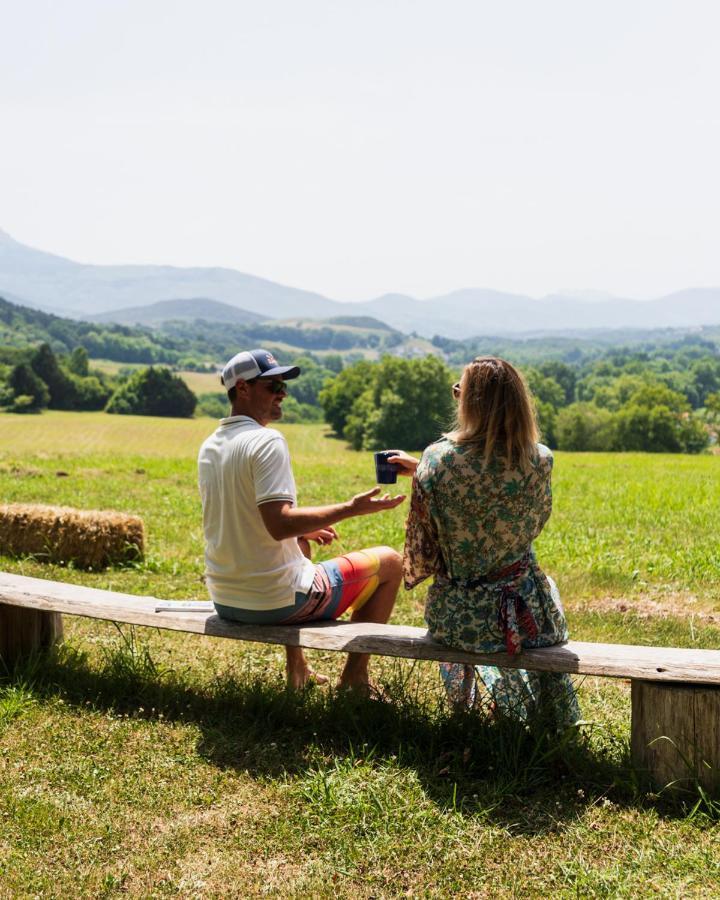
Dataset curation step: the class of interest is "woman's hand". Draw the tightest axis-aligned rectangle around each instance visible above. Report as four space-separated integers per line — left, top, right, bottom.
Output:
388 450 420 476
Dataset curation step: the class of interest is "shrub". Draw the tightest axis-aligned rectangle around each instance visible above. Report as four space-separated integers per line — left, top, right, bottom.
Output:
196 393 228 419
279 395 323 424
106 367 197 418
556 403 617 451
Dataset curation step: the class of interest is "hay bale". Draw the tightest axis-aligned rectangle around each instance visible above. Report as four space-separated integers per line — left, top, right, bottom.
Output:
0 503 144 570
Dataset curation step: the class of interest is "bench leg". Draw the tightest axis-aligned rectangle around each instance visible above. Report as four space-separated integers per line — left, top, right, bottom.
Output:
631 680 720 795
0 602 63 669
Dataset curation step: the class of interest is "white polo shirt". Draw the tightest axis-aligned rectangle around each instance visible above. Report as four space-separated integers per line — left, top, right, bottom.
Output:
198 416 316 610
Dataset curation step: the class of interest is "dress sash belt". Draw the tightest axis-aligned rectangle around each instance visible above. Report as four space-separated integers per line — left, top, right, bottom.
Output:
450 553 539 655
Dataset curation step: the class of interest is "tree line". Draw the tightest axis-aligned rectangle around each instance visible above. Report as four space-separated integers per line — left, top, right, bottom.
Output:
319 348 720 454
0 344 196 418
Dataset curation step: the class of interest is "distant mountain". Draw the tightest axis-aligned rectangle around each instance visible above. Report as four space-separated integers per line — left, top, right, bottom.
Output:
2 228 719 338
90 297 264 326
324 315 397 332
0 229 342 320
358 287 720 338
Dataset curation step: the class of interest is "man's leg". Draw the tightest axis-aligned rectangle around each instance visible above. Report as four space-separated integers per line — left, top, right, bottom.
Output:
285 537 329 689
338 545 403 690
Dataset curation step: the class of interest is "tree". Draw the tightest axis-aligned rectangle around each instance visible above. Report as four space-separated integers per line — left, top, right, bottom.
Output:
322 354 344 374
9 363 49 412
556 403 617 451
106 367 197 418
288 356 336 407
343 355 455 451
68 346 89 377
538 361 576 405
319 360 375 436
70 373 112 411
707 392 720 420
30 343 76 409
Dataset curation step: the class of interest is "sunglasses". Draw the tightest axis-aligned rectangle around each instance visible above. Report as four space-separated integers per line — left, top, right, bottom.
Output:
248 378 287 394
452 382 461 398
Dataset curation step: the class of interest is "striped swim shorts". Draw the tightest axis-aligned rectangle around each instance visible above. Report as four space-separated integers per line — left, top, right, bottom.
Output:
213 549 381 625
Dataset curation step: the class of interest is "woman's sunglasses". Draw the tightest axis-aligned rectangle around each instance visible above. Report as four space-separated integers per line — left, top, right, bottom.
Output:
452 382 461 399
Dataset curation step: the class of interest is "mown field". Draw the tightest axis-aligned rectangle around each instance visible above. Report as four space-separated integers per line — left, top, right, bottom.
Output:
1 411 719 897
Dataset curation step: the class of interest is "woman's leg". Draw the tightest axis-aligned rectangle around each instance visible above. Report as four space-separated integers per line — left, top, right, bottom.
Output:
474 665 579 729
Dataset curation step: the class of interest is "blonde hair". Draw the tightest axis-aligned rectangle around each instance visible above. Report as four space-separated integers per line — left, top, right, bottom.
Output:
447 356 539 469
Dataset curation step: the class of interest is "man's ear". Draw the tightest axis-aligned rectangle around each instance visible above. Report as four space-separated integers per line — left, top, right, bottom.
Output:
234 380 250 399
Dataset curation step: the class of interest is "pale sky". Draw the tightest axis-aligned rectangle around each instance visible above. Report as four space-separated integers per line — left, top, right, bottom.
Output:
2 0 719 301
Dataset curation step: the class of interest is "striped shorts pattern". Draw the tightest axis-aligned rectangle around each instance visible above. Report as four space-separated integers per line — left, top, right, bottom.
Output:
214 549 380 625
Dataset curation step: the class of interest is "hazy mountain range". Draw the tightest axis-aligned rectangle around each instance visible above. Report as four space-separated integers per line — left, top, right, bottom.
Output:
1 228 719 339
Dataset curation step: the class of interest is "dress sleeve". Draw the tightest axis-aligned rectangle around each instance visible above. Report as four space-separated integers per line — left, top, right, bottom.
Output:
403 475 442 590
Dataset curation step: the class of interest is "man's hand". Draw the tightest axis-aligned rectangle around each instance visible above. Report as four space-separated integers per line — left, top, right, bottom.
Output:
302 527 338 546
348 487 406 516
259 490 405 542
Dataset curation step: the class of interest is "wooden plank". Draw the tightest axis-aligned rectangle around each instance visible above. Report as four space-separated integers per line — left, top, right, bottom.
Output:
631 681 720 794
693 688 720 794
2 571 720 683
0 603 63 667
631 681 697 790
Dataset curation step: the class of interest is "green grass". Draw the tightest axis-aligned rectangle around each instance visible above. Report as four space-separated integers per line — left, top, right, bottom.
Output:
1 412 720 897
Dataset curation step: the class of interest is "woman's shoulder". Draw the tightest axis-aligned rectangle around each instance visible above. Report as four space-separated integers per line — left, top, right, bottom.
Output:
535 442 554 467
417 437 456 479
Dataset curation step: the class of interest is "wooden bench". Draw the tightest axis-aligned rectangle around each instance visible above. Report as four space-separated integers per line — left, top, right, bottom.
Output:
1 570 719 794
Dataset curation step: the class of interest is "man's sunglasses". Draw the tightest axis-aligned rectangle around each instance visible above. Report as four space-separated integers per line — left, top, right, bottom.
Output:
248 378 287 394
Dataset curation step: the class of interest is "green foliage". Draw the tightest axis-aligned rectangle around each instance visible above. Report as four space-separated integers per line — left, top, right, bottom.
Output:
106 367 197 418
67 346 89 377
30 343 76 409
707 392 720 419
287 355 336 407
278 395 324 424
343 355 455 451
323 353 344 374
68 373 112 411
8 363 49 412
319 359 375 436
196 392 228 419
556 403 617 451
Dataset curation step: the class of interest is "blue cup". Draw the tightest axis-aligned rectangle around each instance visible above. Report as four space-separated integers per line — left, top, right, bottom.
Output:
374 450 400 484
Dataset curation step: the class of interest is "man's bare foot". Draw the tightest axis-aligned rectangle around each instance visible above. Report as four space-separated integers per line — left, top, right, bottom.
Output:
286 665 329 690
336 677 385 700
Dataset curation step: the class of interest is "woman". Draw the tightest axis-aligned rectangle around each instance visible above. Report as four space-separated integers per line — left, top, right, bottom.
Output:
391 356 580 728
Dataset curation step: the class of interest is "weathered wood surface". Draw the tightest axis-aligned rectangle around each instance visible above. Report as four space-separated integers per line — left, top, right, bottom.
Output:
0 601 63 667
631 680 720 792
2 571 720 683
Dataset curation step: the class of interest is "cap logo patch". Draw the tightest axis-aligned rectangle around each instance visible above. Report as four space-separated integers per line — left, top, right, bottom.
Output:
265 353 277 366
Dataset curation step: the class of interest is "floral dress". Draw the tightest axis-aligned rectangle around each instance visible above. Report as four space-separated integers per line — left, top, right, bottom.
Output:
403 437 580 729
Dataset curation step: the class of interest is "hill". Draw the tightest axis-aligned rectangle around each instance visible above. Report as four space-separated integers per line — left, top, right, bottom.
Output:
3 229 720 338
0 228 342 320
0 295 414 365
90 298 263 326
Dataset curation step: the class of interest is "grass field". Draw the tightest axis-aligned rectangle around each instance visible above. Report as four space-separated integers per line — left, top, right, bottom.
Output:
1 411 720 897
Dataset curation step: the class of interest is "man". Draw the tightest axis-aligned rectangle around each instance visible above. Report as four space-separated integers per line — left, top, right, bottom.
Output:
198 348 405 691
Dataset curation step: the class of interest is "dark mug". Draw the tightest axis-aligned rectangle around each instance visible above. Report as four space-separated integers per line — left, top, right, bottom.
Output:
374 450 401 484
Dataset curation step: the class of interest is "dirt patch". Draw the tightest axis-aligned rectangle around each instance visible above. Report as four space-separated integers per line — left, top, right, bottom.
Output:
572 593 720 622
